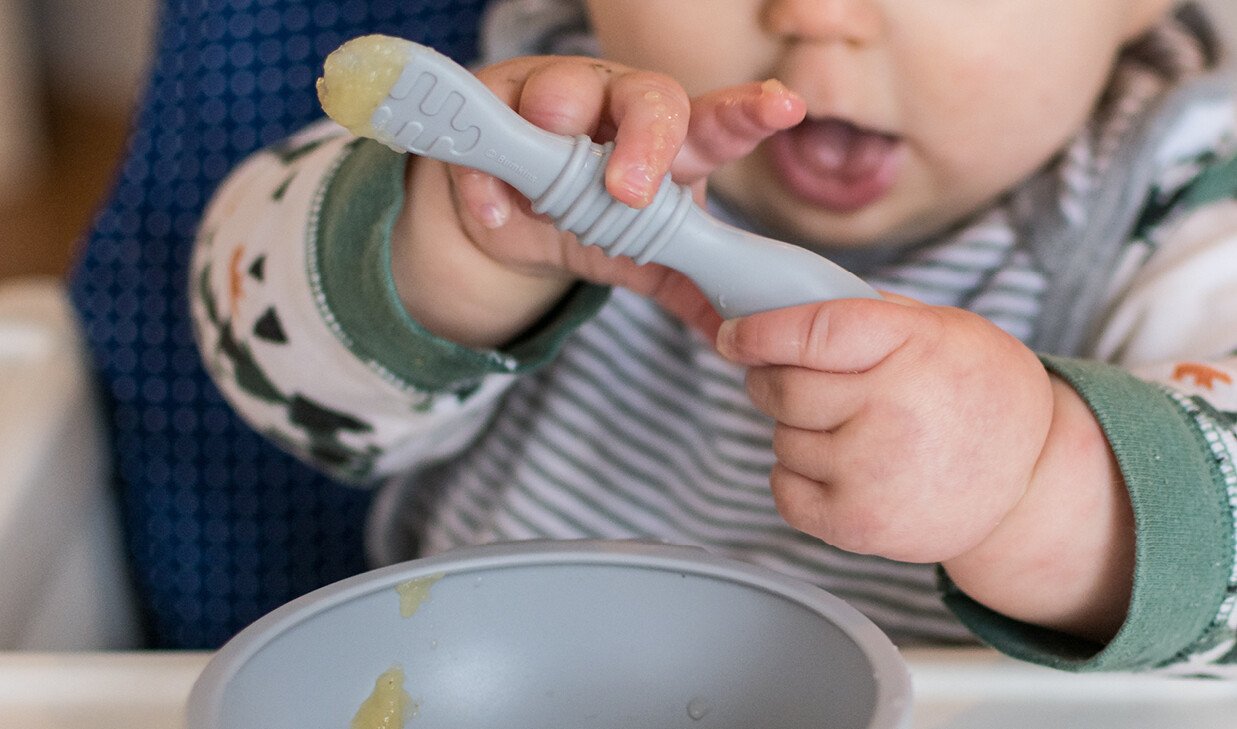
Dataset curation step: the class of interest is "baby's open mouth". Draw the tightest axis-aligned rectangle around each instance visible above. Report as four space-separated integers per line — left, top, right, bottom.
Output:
767 117 904 213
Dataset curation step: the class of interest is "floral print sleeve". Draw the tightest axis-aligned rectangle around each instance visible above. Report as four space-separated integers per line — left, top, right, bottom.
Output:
189 120 607 482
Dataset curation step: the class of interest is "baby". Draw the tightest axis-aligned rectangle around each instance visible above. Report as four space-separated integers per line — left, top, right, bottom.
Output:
192 0 1237 673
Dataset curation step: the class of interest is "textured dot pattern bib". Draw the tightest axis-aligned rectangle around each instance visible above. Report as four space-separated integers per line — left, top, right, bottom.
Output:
68 0 486 649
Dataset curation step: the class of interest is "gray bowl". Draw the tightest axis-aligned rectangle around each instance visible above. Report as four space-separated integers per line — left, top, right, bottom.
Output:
186 540 912 729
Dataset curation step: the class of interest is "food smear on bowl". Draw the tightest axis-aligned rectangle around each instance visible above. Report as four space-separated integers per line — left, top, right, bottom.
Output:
351 665 415 729
395 573 444 618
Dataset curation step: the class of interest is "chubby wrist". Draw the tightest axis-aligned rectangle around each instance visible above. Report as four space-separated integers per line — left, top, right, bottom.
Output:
391 158 573 349
942 356 1235 670
311 138 610 392
943 374 1133 642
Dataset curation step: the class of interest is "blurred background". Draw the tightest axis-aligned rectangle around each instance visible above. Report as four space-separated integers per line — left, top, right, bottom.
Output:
0 0 1235 285
0 0 157 281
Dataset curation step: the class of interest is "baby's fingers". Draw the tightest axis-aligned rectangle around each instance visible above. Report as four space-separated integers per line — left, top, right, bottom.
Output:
452 168 516 230
603 71 693 207
515 58 616 137
457 58 616 229
674 80 806 184
746 365 867 430
716 295 931 373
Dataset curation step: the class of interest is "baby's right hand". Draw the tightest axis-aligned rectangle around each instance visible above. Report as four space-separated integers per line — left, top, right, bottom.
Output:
393 56 805 348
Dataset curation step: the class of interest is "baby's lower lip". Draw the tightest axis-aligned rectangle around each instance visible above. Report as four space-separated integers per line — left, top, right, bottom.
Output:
766 119 904 214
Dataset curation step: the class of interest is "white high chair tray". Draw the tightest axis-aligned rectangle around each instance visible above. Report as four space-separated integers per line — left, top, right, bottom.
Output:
0 648 1234 728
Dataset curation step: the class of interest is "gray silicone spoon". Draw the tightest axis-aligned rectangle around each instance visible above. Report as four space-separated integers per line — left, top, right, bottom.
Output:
318 36 880 317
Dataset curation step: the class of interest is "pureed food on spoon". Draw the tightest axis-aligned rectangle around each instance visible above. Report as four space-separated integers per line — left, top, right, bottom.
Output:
316 34 414 145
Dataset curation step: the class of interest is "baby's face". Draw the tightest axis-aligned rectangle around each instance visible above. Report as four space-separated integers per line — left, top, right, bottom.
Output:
584 0 1172 248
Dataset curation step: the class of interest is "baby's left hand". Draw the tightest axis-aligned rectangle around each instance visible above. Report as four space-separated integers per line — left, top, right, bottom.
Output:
716 293 1055 564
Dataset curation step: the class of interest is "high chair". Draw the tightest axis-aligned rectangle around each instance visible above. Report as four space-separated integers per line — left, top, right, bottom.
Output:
0 0 486 650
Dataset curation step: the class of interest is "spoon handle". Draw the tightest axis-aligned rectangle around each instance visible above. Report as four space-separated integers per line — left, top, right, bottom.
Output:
343 38 880 316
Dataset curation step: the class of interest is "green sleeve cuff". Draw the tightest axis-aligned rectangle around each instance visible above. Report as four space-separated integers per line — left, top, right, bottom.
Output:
309 139 610 395
942 355 1234 671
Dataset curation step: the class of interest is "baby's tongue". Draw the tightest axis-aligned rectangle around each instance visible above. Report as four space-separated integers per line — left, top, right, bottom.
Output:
772 118 901 212
797 118 897 177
